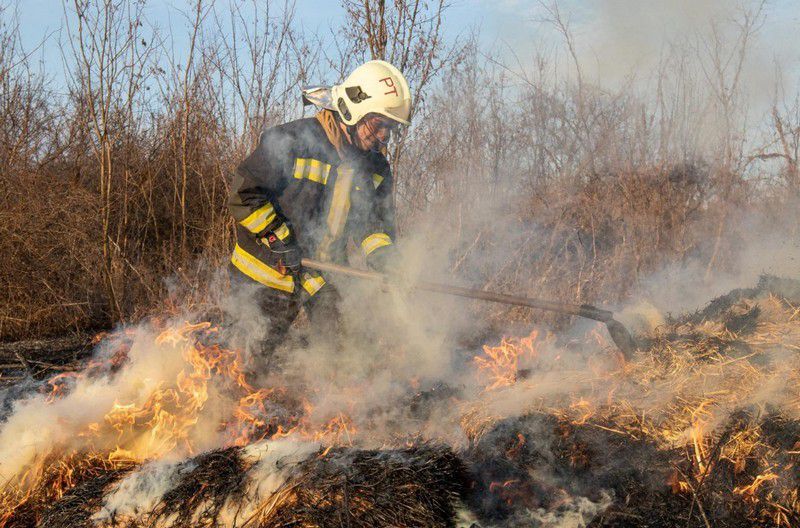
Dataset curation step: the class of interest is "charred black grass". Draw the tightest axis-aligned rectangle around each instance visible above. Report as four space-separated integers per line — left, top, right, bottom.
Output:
38 465 136 528
5 444 470 528
152 447 252 528
465 406 800 527
264 444 470 528
466 413 678 524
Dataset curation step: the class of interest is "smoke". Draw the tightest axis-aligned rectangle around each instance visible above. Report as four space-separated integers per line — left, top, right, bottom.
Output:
622 211 800 324
0 3 797 527
240 439 320 500
0 282 296 485
4 154 797 527
509 493 613 528
1 45 798 528
272 246 477 445
532 0 800 106
1 203 798 524
0 324 188 481
465 0 800 160
577 1 742 81
93 460 185 522
93 439 319 525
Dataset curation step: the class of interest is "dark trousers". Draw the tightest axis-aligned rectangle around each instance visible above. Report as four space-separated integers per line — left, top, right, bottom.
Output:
229 265 342 365
255 280 342 351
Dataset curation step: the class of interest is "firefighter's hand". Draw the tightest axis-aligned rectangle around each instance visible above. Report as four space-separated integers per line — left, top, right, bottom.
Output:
367 245 402 281
262 231 301 273
368 246 416 294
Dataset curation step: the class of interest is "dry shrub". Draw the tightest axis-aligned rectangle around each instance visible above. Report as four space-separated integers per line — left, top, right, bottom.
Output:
1 1 798 340
513 162 718 309
0 171 105 337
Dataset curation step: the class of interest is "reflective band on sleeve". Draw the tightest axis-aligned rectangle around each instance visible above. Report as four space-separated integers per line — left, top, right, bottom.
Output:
230 244 295 293
371 173 384 189
239 202 277 234
292 158 306 180
273 223 291 241
301 272 326 296
292 158 332 185
361 233 392 255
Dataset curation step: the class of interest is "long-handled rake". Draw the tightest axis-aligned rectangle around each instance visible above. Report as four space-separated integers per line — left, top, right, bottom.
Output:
301 258 638 359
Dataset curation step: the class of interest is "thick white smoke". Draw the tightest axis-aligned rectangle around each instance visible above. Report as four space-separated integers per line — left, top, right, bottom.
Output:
93 439 319 525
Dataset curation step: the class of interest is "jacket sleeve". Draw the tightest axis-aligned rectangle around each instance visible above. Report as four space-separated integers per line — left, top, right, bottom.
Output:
228 127 295 242
358 167 397 259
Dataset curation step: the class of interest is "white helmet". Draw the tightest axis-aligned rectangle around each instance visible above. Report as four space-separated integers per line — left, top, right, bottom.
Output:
331 60 412 126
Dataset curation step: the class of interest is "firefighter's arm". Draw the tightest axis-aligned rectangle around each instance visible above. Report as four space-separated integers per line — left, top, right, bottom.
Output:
359 168 398 272
228 128 300 270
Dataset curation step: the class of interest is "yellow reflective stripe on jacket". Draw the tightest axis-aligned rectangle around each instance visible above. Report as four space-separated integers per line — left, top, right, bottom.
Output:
240 202 277 234
292 158 332 185
273 223 290 241
361 233 392 255
372 173 384 189
230 243 295 293
301 272 325 296
317 164 354 260
327 165 353 237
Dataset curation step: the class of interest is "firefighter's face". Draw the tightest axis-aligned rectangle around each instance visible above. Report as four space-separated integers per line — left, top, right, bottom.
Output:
354 114 398 152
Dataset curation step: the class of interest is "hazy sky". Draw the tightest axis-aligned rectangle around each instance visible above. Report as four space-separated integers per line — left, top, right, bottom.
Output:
12 0 800 100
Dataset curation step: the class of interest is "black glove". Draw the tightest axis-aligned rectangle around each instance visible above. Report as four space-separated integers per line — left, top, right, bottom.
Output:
261 230 301 273
366 244 400 276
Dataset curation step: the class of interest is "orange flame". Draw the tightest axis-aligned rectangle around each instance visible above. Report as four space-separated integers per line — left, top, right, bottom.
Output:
38 320 360 467
689 401 712 475
474 330 540 391
734 471 779 499
2 318 388 519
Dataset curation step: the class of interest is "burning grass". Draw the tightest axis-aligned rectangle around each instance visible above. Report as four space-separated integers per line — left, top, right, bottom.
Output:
463 275 800 526
0 453 137 527
0 275 799 526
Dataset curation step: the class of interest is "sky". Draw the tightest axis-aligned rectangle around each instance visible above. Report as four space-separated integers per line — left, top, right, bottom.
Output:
11 0 800 104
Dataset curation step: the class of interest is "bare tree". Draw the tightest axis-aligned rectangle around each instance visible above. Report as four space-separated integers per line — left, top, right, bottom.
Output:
696 0 766 278
769 101 800 198
334 0 466 204
65 0 154 321
212 0 310 150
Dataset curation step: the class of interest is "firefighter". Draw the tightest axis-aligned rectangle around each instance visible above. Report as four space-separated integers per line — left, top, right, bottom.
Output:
228 60 412 362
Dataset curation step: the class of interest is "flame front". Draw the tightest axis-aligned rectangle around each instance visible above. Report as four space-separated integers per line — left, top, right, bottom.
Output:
0 319 361 525
2 287 800 527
